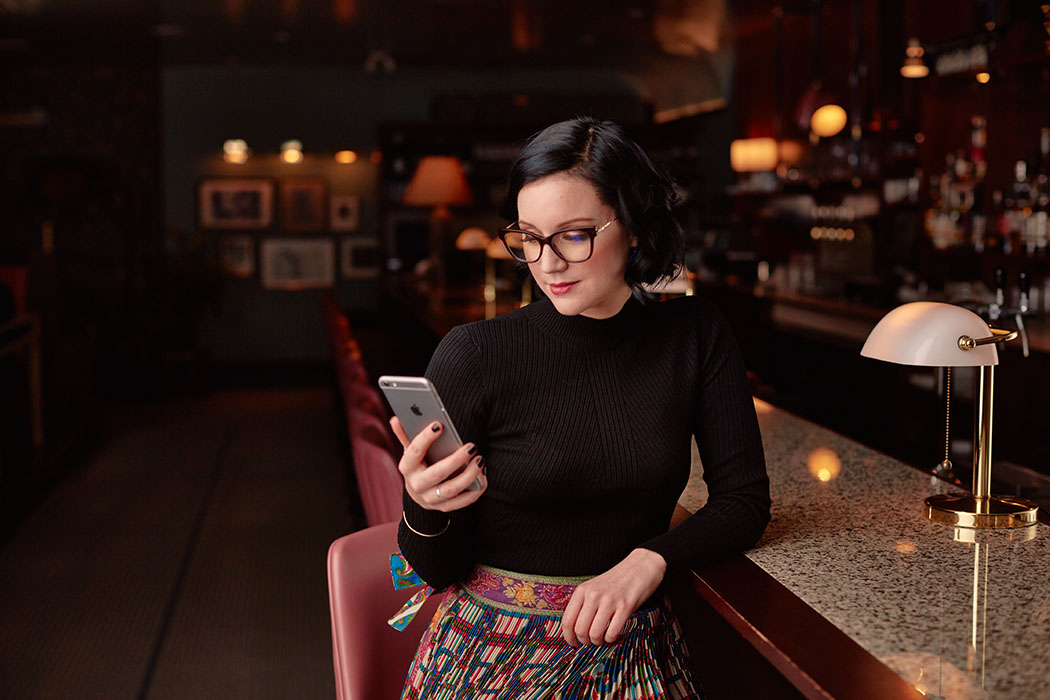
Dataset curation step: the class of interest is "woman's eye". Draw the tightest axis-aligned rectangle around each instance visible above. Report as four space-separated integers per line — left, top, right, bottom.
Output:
561 231 590 243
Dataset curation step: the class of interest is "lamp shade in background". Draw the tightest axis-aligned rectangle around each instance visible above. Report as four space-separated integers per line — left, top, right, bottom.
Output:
860 302 998 367
403 156 472 208
455 227 491 251
486 237 515 260
730 138 778 172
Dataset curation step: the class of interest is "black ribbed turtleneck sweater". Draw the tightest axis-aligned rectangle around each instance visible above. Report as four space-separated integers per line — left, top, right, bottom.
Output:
399 293 771 590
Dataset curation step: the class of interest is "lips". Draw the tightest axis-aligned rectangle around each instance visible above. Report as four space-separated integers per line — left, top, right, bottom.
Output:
548 281 578 295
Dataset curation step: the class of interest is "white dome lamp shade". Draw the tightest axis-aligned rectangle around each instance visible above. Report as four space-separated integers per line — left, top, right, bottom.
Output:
860 302 1036 529
860 302 1001 367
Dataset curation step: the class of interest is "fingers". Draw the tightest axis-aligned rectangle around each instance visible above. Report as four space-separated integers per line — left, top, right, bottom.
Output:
604 608 630 644
401 433 486 512
429 471 488 513
561 592 584 647
571 595 604 647
421 456 485 508
562 586 631 647
587 604 616 646
398 421 445 476
414 444 480 489
390 416 410 448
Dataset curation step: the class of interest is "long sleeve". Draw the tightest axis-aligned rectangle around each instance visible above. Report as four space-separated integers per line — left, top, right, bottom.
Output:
639 302 771 572
397 325 488 590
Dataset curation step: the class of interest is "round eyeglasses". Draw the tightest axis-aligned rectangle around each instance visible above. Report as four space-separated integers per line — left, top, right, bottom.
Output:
497 218 617 263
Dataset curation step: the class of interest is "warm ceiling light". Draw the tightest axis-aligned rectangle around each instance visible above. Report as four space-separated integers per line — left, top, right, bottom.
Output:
730 137 778 172
811 104 848 138
976 71 991 83
900 37 929 78
223 139 250 164
280 139 303 164
335 150 357 164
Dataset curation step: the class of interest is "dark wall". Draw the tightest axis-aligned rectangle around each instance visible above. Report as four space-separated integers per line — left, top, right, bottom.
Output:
161 65 646 363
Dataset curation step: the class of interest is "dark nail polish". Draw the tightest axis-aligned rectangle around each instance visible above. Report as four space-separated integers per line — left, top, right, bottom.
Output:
478 457 486 468
431 422 441 432
482 465 488 476
467 444 478 456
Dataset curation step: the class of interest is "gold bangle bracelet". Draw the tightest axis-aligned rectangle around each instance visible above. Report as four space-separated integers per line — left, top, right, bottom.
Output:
402 510 450 538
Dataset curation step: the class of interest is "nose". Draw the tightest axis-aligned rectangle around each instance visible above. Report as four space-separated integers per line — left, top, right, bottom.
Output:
535 242 567 274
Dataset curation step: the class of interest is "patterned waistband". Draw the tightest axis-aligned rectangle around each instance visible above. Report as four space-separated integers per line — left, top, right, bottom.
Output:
461 565 591 616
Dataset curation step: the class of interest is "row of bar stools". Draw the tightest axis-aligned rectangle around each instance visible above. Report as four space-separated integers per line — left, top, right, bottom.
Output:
321 293 403 527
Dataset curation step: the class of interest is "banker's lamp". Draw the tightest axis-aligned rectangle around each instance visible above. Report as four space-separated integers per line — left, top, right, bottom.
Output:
403 156 473 287
861 302 1038 528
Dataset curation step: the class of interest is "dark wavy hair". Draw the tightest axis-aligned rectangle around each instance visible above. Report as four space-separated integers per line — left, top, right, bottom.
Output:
500 117 684 289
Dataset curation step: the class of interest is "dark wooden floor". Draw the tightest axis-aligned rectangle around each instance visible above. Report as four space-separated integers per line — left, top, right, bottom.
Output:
0 389 357 699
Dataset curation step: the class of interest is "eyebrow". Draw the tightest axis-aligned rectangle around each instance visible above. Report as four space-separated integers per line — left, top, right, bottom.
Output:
516 217 597 232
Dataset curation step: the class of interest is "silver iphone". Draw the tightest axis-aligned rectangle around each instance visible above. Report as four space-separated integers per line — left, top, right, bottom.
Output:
378 375 482 490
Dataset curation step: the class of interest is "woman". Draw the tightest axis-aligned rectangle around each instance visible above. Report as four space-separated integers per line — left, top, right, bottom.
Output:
393 117 771 699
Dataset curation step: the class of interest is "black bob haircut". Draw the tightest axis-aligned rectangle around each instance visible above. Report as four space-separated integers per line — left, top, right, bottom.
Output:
500 117 684 289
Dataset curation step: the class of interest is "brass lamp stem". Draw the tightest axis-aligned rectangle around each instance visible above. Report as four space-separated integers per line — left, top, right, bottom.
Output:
924 341 1039 528
973 365 993 500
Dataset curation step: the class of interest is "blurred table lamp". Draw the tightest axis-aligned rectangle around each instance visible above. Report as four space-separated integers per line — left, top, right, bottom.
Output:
403 156 472 287
484 237 519 319
861 302 1038 528
455 226 491 293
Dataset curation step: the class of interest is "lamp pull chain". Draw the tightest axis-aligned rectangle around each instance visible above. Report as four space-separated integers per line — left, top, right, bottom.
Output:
933 366 958 484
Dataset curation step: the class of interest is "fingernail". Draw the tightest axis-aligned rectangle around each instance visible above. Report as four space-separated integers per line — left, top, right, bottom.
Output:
467 443 478 456
478 457 486 468
482 465 488 476
431 422 441 432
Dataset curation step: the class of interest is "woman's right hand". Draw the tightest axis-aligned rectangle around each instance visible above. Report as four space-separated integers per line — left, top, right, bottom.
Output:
391 416 487 513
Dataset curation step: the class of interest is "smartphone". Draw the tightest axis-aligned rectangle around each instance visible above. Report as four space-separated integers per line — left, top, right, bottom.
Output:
378 375 482 491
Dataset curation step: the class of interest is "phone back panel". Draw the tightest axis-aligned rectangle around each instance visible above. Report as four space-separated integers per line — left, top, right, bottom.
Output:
378 376 463 463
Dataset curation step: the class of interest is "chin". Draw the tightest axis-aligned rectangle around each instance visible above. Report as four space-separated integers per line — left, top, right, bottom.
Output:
547 294 584 316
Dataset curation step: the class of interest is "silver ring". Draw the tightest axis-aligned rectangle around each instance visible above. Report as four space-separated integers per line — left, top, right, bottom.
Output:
435 486 442 500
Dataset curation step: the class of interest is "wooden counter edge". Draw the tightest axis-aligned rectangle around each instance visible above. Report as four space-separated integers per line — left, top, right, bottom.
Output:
669 505 926 700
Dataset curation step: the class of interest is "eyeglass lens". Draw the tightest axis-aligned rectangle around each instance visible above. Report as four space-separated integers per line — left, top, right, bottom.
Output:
503 230 593 263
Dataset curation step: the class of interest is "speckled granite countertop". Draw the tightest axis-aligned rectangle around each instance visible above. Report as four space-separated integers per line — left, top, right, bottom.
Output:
678 398 1050 700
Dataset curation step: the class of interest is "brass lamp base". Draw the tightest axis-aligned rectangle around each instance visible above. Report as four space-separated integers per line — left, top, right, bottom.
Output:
925 494 1039 529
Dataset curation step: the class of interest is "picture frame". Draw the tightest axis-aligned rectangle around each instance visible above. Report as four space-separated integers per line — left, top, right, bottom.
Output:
260 237 335 290
280 178 327 232
330 194 361 232
340 237 380 279
198 178 274 230
217 234 255 278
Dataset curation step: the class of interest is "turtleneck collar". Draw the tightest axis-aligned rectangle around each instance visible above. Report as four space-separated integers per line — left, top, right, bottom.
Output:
525 293 645 350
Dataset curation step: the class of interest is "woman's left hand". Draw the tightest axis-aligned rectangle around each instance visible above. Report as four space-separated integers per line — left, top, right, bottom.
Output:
560 548 667 647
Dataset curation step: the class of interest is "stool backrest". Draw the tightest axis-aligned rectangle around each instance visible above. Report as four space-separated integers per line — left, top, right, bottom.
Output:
327 523 441 700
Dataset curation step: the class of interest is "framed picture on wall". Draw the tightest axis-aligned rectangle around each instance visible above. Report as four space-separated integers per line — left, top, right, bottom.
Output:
217 234 255 278
340 237 380 279
330 194 360 232
198 178 275 229
280 178 327 232
260 237 335 290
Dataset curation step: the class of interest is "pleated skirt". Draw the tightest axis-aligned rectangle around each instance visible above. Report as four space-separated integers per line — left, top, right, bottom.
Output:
400 565 705 700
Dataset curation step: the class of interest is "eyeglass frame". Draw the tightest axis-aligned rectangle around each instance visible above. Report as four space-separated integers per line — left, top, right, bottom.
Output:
497 218 618 263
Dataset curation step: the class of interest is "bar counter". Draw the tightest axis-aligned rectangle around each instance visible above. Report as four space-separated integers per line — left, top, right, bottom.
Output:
677 398 1050 700
384 278 1049 698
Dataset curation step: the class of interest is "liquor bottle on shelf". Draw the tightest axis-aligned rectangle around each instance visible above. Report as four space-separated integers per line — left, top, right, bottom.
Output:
988 189 1005 253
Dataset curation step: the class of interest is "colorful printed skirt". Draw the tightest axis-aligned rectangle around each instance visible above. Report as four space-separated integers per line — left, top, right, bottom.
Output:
400 565 705 700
